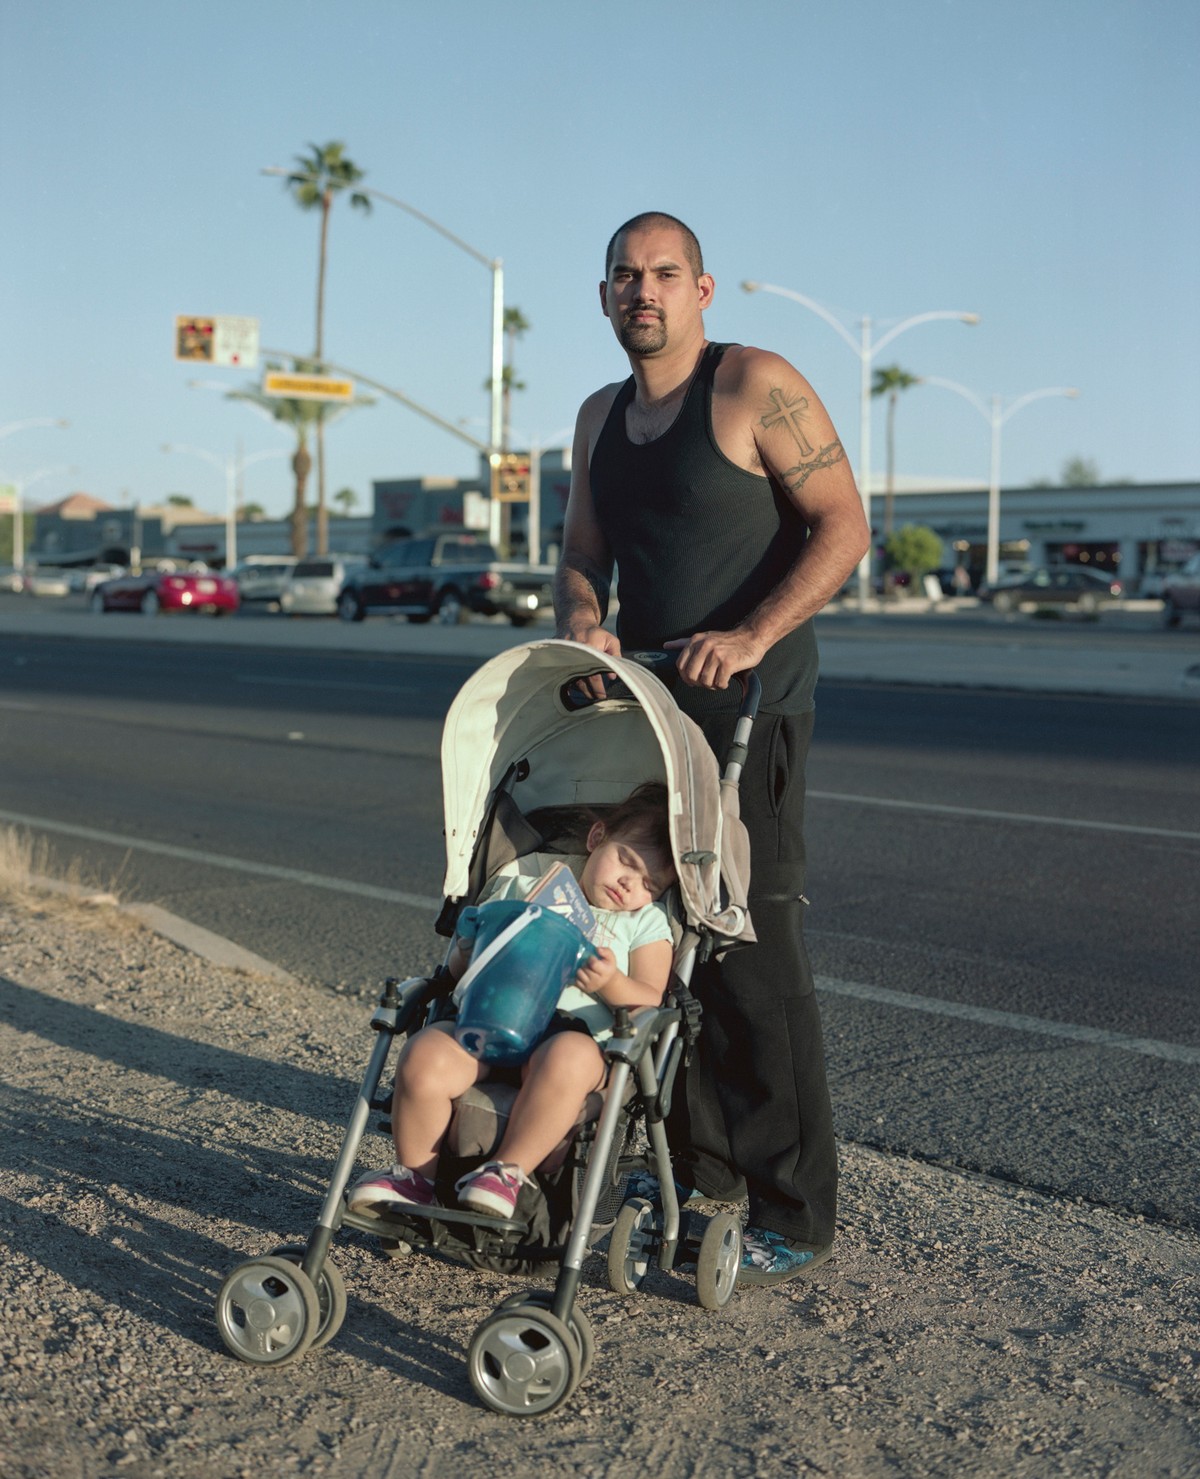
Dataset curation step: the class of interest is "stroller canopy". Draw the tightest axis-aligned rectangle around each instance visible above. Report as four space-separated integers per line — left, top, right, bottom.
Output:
440 640 753 944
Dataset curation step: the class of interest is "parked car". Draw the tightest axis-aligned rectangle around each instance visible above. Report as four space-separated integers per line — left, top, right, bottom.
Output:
1161 553 1200 628
68 563 127 593
279 555 367 616
335 533 556 626
234 556 297 607
0 564 25 593
22 565 74 597
980 565 1124 614
90 565 240 615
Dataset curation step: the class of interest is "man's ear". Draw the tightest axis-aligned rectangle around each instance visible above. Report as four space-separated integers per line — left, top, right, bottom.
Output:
599 281 610 319
698 272 715 311
586 820 606 852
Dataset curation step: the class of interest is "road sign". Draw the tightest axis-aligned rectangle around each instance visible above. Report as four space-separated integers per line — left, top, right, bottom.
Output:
262 371 355 402
213 316 259 368
174 314 260 367
493 452 532 502
175 316 214 362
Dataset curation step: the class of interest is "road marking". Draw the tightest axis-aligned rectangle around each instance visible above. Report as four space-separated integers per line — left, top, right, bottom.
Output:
4 807 1195 1068
0 700 39 711
817 976 1200 1067
0 809 441 910
809 790 1200 843
232 675 424 694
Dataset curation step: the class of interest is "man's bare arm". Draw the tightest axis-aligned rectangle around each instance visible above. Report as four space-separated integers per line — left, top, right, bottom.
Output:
554 399 623 682
667 351 870 690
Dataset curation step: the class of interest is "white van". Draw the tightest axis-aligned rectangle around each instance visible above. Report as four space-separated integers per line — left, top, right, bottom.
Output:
279 555 366 616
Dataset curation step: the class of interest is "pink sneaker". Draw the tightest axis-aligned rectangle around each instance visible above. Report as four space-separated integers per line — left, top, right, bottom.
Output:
455 1161 527 1217
346 1164 438 1213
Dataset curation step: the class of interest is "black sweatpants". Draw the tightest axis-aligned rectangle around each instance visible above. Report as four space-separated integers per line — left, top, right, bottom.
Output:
667 708 838 1248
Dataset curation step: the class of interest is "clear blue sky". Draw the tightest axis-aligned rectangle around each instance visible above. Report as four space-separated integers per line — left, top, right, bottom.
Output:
3 0 1198 521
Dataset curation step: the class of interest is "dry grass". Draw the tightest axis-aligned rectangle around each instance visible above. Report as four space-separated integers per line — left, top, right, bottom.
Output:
0 825 121 911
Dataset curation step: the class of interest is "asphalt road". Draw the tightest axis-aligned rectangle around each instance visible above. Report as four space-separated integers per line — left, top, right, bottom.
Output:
2 620 1197 1239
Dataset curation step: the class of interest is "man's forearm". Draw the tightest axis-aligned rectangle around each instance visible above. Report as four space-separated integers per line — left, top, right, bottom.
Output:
554 556 610 635
740 514 868 649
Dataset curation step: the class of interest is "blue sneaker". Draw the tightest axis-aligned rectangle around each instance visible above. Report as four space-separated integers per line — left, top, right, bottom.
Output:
739 1227 832 1286
625 1169 705 1207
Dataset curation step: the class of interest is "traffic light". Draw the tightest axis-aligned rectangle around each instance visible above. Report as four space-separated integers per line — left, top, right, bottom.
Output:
493 452 532 502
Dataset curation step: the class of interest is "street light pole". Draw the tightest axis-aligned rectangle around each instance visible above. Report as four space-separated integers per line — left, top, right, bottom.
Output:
918 378 1079 585
2 464 75 570
162 444 290 569
741 282 979 603
0 419 69 571
261 167 505 542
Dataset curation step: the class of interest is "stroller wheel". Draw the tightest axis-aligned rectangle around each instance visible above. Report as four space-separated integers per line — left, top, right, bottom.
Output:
498 1288 596 1379
607 1198 660 1295
215 1255 321 1366
696 1213 742 1310
269 1244 348 1349
467 1304 581 1417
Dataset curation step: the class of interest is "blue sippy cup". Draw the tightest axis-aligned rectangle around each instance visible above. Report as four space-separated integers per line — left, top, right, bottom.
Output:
453 900 599 1065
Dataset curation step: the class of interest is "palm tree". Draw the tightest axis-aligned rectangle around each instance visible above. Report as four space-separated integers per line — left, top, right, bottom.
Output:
333 486 358 517
283 142 371 555
871 364 920 544
226 360 323 555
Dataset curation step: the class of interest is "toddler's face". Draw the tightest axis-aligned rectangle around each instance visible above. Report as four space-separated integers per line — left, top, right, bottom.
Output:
579 827 674 913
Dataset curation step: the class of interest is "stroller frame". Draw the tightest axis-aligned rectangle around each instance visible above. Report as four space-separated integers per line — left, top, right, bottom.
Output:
215 645 761 1417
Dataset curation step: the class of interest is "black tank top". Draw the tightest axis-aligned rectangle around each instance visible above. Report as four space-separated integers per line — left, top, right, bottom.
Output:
589 341 818 716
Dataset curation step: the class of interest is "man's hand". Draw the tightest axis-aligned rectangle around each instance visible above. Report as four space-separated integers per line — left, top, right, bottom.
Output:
664 629 765 690
558 622 622 701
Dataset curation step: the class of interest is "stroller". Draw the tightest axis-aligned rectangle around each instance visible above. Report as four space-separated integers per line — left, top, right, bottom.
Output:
215 640 761 1416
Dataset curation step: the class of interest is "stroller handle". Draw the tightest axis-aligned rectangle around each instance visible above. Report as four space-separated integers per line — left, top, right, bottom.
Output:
576 649 762 721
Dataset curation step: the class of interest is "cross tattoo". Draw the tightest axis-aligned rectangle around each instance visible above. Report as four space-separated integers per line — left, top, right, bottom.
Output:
760 388 814 457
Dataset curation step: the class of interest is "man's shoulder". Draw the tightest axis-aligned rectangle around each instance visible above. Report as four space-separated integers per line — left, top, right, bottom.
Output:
714 343 802 392
580 378 627 416
576 379 628 442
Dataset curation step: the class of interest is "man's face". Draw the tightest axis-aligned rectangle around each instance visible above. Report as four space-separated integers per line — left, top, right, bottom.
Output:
601 226 713 357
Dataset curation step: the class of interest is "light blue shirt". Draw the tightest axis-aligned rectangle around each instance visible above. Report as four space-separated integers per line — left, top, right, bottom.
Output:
476 857 673 1041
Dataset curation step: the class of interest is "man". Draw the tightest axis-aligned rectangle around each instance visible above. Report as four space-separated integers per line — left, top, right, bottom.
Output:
554 211 870 1285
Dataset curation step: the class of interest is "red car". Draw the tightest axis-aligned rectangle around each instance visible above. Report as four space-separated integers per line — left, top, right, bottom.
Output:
90 565 240 616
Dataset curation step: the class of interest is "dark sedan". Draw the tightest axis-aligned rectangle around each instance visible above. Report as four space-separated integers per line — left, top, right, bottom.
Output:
981 565 1124 615
90 566 240 616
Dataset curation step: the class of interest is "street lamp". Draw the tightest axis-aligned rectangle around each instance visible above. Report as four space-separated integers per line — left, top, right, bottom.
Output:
0 417 70 442
261 166 505 542
741 281 979 602
0 420 69 571
162 444 290 570
918 378 1079 585
1 463 76 570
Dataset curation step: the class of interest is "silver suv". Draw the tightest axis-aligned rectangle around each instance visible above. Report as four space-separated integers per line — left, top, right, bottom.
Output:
1162 553 1200 628
235 557 297 607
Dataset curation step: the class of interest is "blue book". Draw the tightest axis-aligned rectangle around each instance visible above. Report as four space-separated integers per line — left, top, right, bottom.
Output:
526 861 597 940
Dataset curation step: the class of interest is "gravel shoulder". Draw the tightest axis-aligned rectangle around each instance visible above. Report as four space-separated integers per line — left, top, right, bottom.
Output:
1 887 1198 1479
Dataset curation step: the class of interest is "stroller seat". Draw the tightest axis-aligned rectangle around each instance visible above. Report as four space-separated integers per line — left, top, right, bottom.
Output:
448 1080 606 1168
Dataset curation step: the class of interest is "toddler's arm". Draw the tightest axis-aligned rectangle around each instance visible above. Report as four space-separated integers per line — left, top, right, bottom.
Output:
574 938 672 1010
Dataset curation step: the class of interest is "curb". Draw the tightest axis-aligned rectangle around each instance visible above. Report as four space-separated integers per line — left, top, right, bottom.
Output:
29 874 302 987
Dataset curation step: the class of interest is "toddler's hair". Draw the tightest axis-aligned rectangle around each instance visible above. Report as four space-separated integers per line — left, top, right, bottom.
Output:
592 781 672 860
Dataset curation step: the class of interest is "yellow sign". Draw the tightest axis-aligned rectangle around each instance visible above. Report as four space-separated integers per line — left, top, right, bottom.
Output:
263 371 355 402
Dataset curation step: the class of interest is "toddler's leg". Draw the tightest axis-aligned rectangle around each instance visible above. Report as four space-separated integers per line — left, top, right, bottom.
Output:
392 1022 486 1176
494 1030 606 1175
